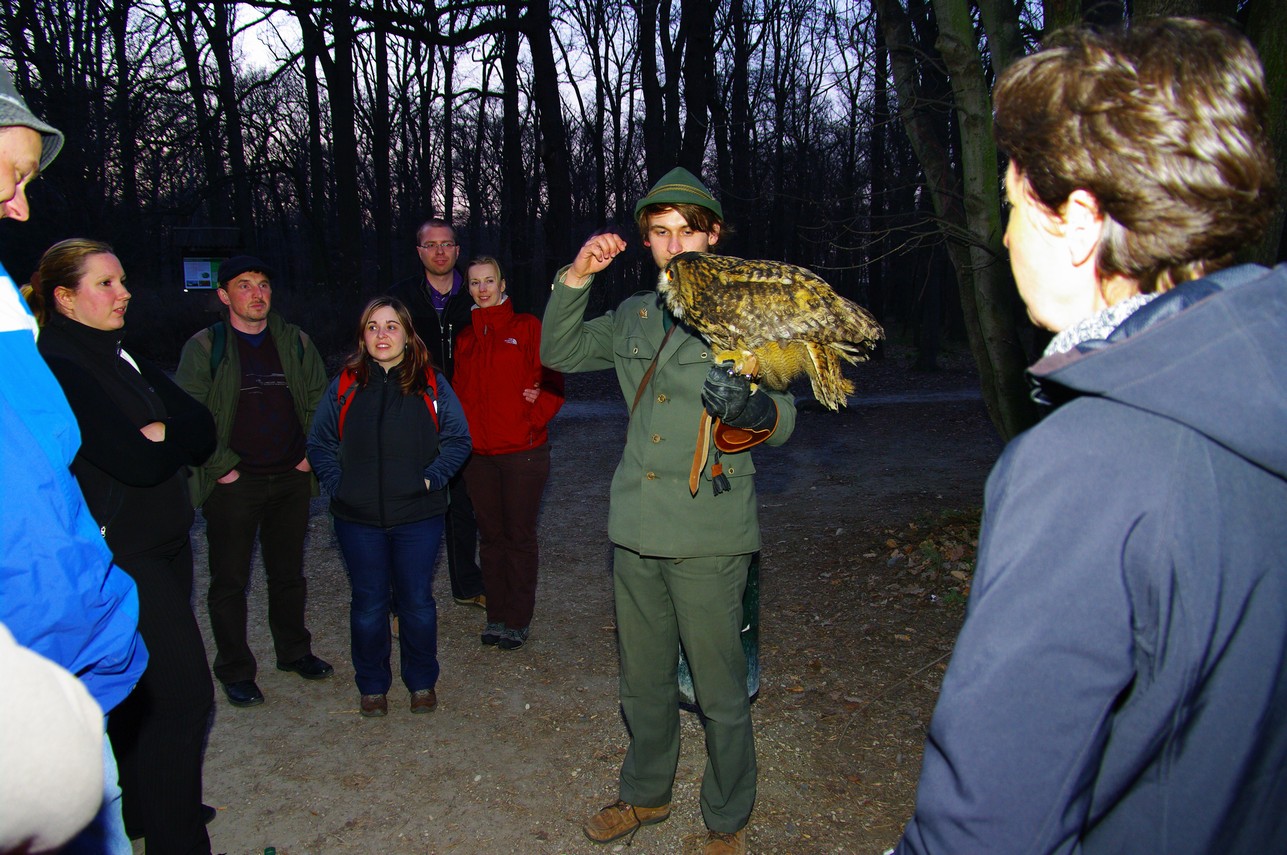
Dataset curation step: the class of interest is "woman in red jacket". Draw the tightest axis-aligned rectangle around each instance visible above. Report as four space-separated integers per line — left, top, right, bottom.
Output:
454 256 565 650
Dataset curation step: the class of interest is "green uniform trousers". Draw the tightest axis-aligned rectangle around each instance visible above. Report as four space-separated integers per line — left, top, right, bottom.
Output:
614 547 756 833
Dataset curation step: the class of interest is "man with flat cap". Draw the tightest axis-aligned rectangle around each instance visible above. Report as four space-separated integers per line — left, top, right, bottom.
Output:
0 66 147 852
177 255 333 708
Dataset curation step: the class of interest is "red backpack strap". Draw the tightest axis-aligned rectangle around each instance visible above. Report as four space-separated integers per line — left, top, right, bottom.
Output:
422 367 439 430
337 367 437 436
336 368 358 439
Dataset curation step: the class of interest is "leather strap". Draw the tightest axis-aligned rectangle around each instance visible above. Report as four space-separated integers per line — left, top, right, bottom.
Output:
630 326 675 415
688 410 713 496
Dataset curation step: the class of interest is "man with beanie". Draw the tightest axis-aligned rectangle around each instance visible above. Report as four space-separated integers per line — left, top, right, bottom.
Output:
177 256 333 708
541 167 796 854
0 66 148 853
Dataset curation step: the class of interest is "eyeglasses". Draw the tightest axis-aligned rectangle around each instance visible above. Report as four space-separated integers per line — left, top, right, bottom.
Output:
417 241 457 250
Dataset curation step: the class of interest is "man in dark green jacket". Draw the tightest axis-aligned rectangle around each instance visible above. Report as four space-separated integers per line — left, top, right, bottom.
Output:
177 256 332 709
542 169 795 855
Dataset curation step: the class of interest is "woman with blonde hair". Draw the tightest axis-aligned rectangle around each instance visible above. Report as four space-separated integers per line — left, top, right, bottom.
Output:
29 238 216 854
453 255 564 650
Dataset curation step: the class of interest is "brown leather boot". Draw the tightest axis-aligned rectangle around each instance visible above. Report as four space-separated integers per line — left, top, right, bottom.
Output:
704 827 747 854
582 799 671 844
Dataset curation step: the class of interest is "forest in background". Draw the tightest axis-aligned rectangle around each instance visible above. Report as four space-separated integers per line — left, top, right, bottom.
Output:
1 0 1282 437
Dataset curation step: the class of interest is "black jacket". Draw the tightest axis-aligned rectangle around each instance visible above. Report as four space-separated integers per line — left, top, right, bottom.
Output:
306 360 472 528
387 270 473 379
38 314 216 558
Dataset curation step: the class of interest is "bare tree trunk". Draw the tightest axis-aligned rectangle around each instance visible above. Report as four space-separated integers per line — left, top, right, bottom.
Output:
300 11 331 277
720 0 753 234
934 0 1034 435
1041 0 1080 33
876 0 1035 438
106 0 138 220
637 0 665 179
326 0 363 290
165 1 231 225
373 0 393 285
1245 0 1286 263
502 0 533 293
1135 0 1237 16
678 0 715 169
208 1 255 238
526 0 574 280
868 21 890 347
288 0 362 290
413 40 437 220
437 38 457 221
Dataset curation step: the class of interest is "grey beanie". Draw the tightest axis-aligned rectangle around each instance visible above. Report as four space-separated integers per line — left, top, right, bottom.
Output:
0 67 64 171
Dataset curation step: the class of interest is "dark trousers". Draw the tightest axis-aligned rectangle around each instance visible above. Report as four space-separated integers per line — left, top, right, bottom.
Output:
334 516 444 694
203 468 313 684
443 468 484 600
464 443 550 629
108 537 214 855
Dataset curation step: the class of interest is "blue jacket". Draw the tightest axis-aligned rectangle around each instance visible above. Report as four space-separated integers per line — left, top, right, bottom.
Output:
897 264 1287 854
0 265 146 713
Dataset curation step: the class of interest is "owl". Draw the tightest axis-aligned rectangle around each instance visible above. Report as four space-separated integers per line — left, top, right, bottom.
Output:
658 252 883 410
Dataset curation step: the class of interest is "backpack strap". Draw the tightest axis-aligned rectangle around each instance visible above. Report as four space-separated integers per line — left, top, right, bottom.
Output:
336 368 359 438
336 366 439 438
421 368 439 430
208 321 304 377
208 321 227 377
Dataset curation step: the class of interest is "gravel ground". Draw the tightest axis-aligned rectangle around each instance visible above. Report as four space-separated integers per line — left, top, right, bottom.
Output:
165 346 1003 855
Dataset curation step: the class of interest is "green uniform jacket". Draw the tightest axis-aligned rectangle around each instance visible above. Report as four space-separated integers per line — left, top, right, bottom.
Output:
540 268 796 558
175 311 328 507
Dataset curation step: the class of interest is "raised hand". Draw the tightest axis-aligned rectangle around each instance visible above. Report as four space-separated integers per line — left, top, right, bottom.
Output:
566 232 628 288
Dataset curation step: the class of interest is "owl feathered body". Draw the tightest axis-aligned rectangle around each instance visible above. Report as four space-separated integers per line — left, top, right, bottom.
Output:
658 252 884 411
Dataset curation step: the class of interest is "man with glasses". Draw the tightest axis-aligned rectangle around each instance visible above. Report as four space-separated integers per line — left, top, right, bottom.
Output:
388 219 484 608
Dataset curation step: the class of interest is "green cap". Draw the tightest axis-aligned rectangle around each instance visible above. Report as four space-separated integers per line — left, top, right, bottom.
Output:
634 166 723 220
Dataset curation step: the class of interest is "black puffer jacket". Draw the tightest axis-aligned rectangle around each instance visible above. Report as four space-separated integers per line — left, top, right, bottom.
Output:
306 360 472 528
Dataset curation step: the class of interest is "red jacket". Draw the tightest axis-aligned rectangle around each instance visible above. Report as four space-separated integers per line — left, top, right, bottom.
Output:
453 298 564 455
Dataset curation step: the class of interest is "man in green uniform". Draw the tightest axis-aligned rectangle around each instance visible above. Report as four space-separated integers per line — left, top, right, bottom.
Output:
541 168 796 855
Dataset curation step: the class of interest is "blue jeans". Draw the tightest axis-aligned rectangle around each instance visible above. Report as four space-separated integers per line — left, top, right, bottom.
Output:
63 718 132 855
334 516 444 695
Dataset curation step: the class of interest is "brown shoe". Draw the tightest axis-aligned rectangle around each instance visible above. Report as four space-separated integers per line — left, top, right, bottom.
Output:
359 694 387 717
410 688 437 713
704 828 747 855
582 799 671 844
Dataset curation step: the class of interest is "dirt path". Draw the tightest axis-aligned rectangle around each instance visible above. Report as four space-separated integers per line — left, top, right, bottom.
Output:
178 349 1003 855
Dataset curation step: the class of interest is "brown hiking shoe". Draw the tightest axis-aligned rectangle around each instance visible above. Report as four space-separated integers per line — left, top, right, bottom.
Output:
704 827 747 854
359 694 387 717
582 799 671 844
410 688 437 713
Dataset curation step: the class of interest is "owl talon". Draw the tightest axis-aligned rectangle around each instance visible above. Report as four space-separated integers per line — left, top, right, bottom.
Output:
714 349 759 378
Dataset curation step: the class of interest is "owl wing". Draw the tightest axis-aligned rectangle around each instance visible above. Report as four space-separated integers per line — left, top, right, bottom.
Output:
700 257 864 348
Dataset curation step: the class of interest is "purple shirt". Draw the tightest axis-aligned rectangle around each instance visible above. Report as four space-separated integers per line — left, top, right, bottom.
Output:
429 274 463 313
